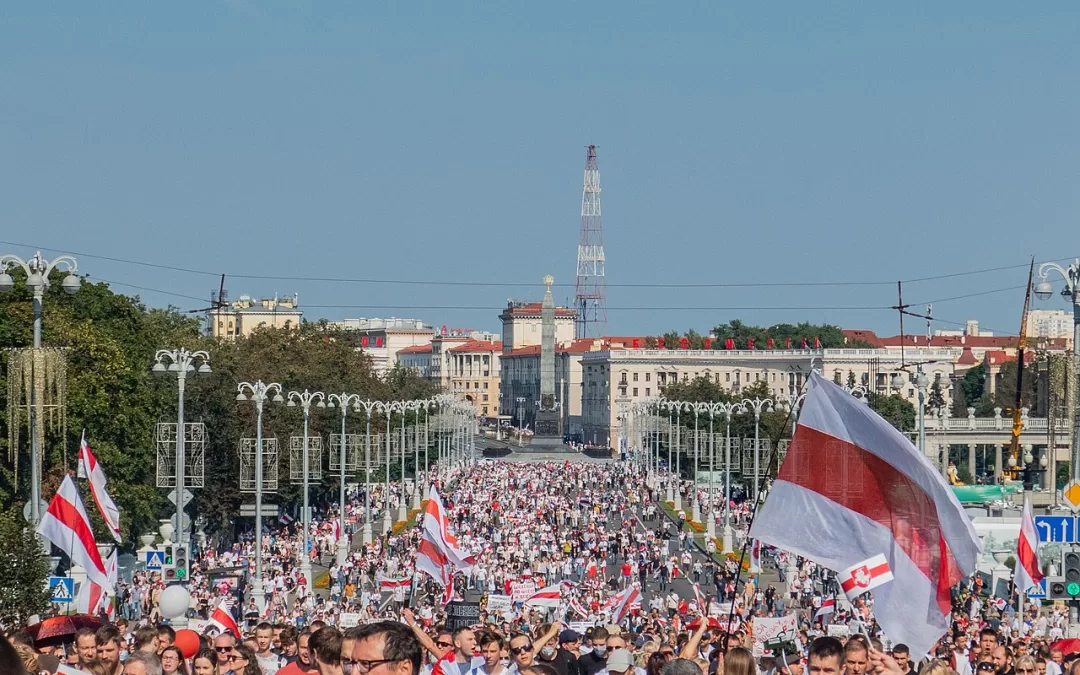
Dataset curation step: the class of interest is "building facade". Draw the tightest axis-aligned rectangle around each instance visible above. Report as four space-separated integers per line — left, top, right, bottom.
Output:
323 317 434 375
499 301 576 350
447 340 502 417
208 294 302 339
1027 309 1073 345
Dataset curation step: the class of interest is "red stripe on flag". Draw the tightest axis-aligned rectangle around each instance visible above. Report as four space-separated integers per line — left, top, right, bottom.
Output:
47 494 106 575
419 538 450 566
840 562 891 593
778 425 963 616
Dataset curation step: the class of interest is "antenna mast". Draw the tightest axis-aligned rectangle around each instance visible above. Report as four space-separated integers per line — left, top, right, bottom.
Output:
575 144 607 338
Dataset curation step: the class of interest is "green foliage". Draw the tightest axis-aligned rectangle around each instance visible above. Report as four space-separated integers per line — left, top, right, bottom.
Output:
927 374 947 412
0 274 442 546
866 393 916 433
711 320 865 349
957 365 985 411
0 509 50 625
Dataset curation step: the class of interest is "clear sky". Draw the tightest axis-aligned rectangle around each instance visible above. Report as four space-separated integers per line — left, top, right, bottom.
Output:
2 3 1078 338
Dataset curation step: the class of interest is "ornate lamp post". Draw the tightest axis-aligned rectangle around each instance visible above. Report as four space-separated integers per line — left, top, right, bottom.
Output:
717 401 744 550
381 400 405 533
327 393 361 564
397 401 410 523
354 399 382 545
740 397 774 500
153 349 212 559
1034 259 1080 482
235 380 283 610
0 251 80 533
286 389 325 592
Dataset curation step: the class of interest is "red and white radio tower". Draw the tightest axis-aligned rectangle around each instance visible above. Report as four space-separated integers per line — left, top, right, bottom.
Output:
574 144 607 338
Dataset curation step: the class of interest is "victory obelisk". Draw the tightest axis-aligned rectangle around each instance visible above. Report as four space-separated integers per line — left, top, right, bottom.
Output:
533 274 563 442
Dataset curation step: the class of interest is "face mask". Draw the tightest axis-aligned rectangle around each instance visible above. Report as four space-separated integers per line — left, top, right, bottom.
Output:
540 648 556 659
593 647 607 657
579 647 593 656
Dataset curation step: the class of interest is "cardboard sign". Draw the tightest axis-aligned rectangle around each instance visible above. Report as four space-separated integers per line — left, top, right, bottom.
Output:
340 613 362 628
511 581 536 603
486 594 513 612
445 601 482 631
752 614 799 658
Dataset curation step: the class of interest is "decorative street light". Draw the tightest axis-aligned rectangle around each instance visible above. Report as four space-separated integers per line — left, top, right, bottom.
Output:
381 400 405 534
690 402 709 523
660 400 677 503
235 380 283 610
0 251 80 533
715 401 743 550
397 401 410 523
326 392 361 564
286 388 325 592
153 348 212 561
354 399 381 545
740 397 774 500
1034 259 1080 482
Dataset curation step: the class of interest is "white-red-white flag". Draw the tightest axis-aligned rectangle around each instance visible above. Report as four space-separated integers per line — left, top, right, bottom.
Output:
38 476 111 589
749 372 981 657
525 584 561 608
77 432 122 543
814 597 835 620
607 586 641 624
76 548 117 615
422 486 475 572
377 573 412 590
207 599 240 638
1015 495 1043 595
568 596 590 618
840 554 894 600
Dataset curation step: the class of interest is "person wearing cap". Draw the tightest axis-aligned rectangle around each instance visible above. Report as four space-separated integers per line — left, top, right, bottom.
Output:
537 630 581 675
605 650 635 675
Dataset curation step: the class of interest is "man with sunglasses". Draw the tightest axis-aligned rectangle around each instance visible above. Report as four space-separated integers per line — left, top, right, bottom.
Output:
216 634 239 675
509 624 562 675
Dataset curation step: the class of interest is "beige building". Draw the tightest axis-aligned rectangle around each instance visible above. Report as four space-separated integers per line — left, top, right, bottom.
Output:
499 301 576 350
447 340 502 418
208 294 302 339
323 317 434 375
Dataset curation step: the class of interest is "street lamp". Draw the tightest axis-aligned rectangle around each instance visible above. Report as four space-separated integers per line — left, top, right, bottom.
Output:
354 399 381 545
326 392 361 564
740 397 774 500
397 401 410 523
910 368 930 464
690 403 708 523
235 380 283 610
0 251 80 533
715 401 743 550
381 400 405 533
286 389 325 592
1034 259 1080 482
153 348 211 560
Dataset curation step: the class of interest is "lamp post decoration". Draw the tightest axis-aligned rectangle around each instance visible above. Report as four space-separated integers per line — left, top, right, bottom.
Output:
326 392 361 565
286 389 325 594
0 251 80 536
1034 259 1080 483
740 397 774 501
152 349 211 561
235 380 283 611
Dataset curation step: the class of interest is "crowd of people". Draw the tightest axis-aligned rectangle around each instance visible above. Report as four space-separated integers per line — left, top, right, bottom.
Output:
3 458 1074 675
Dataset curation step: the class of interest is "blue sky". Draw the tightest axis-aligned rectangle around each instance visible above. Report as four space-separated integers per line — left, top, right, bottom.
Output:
2 3 1078 338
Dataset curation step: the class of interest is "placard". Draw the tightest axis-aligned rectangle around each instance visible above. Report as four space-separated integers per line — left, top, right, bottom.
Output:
511 581 536 603
445 601 482 631
569 621 595 635
752 614 799 658
826 624 850 638
486 594 513 612
340 613 362 628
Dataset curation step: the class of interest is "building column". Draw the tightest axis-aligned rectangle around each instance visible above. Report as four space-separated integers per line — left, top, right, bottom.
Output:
994 443 1003 485
968 443 977 483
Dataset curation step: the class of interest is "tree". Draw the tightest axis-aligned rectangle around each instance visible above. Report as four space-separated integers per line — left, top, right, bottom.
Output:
927 374 946 412
0 509 50 625
710 321 873 349
846 371 857 389
866 393 916 433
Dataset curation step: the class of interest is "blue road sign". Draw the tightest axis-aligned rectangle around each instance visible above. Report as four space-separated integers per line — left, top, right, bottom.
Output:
49 576 74 603
1035 515 1076 543
145 550 164 571
1025 578 1048 599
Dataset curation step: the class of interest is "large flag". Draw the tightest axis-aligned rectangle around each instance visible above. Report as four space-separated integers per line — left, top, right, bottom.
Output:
749 372 981 656
422 486 476 572
525 584 561 608
38 476 111 589
1015 495 1043 595
377 573 412 591
607 586 641 624
77 432 122 543
207 599 240 638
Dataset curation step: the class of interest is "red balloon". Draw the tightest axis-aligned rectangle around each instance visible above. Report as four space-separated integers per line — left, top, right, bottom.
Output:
174 629 200 659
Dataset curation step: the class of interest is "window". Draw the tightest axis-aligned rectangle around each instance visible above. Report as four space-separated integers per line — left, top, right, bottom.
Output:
620 386 627 397
646 388 651 396
633 372 639 382
646 373 651 382
633 387 639 396
725 373 731 382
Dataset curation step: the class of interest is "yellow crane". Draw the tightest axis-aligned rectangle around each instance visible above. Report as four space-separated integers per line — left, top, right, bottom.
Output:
1002 258 1035 481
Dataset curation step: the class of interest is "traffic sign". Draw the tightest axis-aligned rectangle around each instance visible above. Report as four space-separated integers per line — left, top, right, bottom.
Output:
1035 515 1076 543
1025 578 1047 599
167 488 194 508
145 550 165 571
1063 481 1080 513
49 577 74 603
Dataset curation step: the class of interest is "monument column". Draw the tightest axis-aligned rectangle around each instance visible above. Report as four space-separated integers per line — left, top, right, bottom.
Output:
968 443 977 482
994 443 1003 485
533 275 565 447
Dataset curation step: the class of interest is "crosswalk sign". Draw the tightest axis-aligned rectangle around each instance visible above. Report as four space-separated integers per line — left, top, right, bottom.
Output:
145 550 164 571
1025 579 1047 599
50 577 74 603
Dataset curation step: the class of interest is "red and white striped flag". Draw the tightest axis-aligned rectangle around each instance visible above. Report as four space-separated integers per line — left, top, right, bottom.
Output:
1015 495 1043 596
77 432 122 543
749 372 981 656
840 554 895 601
417 486 471 607
38 476 111 589
76 548 117 616
814 598 835 620
607 586 641 624
207 599 240 637
568 596 589 618
692 583 706 611
525 584 561 608
378 574 412 591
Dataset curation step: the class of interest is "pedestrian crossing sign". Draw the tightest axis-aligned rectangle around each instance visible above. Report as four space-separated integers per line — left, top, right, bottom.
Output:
145 550 164 571
50 577 74 603
1025 579 1047 599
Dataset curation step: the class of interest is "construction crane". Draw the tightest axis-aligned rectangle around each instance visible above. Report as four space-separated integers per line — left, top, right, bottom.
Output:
1003 258 1035 481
